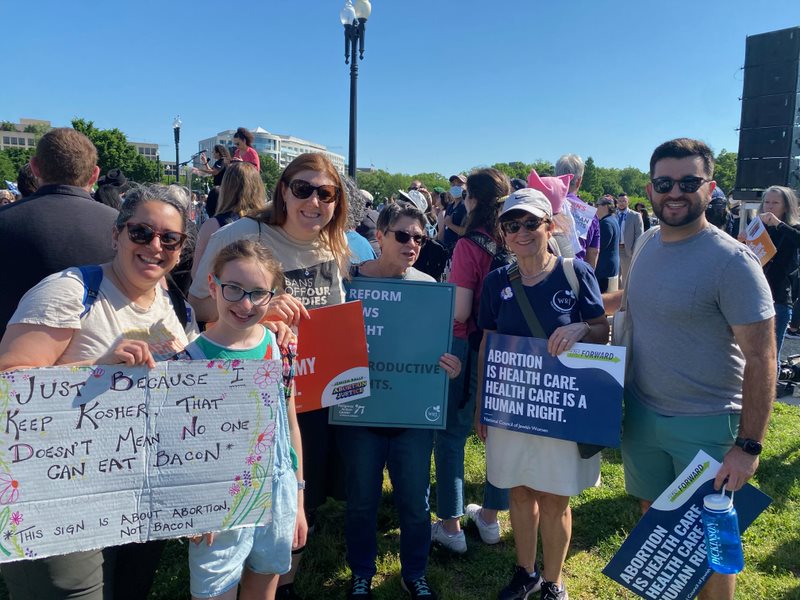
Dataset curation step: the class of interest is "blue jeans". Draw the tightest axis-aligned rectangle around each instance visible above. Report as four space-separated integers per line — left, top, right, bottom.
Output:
775 302 792 372
338 426 433 581
433 336 508 520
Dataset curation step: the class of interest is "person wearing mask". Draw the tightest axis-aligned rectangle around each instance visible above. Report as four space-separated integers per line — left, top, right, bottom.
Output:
443 174 468 253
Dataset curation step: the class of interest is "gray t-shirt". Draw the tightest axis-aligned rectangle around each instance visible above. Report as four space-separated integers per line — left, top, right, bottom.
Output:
627 226 774 416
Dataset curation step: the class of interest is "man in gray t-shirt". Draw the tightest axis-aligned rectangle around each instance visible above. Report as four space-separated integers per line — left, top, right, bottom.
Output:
604 138 775 600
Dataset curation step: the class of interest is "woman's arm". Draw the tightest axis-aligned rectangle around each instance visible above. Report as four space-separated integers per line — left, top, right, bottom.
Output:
191 219 220 279
0 324 73 370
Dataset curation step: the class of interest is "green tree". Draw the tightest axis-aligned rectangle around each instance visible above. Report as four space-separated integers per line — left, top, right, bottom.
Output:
529 160 554 176
259 154 281 199
0 121 16 132
410 172 449 191
582 156 598 198
71 118 157 183
1 147 35 173
22 123 50 136
714 149 737 195
0 152 16 184
619 166 649 197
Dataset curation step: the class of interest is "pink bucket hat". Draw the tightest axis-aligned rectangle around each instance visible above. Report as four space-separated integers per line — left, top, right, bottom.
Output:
527 169 573 215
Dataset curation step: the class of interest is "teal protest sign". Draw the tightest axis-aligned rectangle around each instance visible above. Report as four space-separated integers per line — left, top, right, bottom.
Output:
330 278 454 429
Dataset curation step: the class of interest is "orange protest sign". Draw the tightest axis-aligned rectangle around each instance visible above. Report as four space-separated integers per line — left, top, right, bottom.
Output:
294 301 370 413
745 217 777 266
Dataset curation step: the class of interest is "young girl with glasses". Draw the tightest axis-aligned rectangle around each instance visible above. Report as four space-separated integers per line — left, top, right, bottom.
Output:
181 239 306 600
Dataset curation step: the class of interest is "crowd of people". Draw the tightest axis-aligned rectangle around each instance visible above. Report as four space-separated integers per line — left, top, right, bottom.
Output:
0 127 785 600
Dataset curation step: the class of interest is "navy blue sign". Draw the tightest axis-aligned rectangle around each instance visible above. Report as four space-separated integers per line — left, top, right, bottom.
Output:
603 451 771 599
480 332 625 447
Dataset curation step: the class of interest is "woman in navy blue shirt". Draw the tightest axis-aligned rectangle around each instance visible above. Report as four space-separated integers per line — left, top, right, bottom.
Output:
475 189 608 600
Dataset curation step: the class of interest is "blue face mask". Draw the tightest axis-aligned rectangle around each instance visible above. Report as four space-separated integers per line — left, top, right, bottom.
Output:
450 186 463 198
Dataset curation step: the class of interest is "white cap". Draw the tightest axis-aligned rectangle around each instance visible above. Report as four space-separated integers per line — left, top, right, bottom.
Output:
703 492 733 512
500 188 553 220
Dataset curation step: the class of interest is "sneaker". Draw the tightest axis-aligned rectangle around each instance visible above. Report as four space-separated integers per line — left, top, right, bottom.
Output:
497 566 541 600
430 520 467 553
465 503 501 544
347 575 373 599
401 575 438 599
540 580 568 600
275 583 303 600
786 328 800 338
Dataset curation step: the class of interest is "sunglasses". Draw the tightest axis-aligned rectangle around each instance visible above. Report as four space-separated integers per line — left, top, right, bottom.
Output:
387 229 427 246
212 276 275 306
124 223 187 251
500 217 549 234
288 179 339 203
650 176 710 194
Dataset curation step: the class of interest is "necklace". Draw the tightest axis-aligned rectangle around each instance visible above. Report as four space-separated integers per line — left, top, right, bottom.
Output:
518 255 553 281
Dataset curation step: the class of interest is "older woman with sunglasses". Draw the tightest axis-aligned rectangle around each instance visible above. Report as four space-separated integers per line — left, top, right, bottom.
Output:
344 202 460 600
474 189 608 600
189 152 350 599
0 184 196 600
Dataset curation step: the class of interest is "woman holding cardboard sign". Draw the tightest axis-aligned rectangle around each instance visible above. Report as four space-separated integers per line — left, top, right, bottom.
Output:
474 187 608 600
0 184 196 600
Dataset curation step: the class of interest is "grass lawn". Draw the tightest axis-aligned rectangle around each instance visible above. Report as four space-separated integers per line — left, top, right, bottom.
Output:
1 404 798 599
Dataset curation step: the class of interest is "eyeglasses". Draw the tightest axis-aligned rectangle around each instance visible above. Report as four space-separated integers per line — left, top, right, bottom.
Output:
212 276 275 306
288 179 339 203
650 176 711 194
500 218 549 234
124 223 187 251
387 229 427 246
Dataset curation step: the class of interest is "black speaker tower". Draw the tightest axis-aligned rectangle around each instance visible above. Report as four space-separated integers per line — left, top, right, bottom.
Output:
734 26 800 201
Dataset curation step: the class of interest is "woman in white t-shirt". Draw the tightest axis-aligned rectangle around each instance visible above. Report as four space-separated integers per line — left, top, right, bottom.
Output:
0 184 195 600
188 152 351 598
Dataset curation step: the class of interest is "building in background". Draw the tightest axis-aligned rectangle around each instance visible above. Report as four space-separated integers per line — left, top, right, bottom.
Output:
198 127 346 174
1 118 159 162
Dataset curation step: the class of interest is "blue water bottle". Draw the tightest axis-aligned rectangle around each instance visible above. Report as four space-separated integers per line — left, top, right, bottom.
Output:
701 487 744 574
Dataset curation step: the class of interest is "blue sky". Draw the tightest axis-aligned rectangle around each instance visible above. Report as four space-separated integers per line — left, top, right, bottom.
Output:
3 1 798 175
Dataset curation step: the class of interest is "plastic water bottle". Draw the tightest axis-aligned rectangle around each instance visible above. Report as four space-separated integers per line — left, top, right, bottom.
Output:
701 487 744 574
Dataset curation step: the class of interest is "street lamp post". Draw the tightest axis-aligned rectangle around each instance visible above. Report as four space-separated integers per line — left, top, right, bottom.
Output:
173 116 182 184
340 0 371 179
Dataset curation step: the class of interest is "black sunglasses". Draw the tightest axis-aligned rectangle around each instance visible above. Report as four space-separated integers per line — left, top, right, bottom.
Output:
288 179 339 203
650 176 710 194
212 276 275 306
387 229 427 246
124 222 187 251
501 217 549 234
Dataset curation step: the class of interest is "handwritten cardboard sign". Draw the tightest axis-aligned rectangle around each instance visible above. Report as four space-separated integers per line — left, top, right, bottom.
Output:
0 360 280 562
330 278 455 429
603 450 771 599
481 333 625 447
294 301 370 413
744 217 777 266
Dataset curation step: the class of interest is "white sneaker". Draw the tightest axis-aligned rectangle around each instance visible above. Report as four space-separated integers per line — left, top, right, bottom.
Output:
430 520 467 553
464 504 501 544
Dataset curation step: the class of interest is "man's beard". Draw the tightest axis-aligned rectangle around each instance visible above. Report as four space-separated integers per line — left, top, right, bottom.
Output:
653 195 707 227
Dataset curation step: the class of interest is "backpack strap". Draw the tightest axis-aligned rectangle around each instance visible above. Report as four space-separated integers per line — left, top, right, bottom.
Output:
78 265 104 318
464 231 498 257
561 258 580 297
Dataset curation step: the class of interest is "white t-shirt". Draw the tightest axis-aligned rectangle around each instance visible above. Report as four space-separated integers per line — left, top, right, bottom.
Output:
190 218 345 309
11 267 193 364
